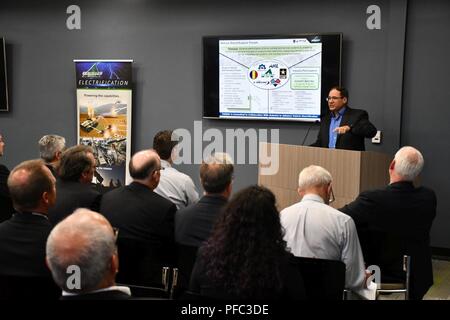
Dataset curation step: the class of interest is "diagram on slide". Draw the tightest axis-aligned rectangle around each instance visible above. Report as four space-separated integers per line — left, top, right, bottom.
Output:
219 38 322 120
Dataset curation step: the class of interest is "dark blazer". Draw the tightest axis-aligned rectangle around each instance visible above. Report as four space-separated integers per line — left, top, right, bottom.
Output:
60 289 130 300
101 182 176 243
100 182 177 286
0 212 53 277
311 106 377 151
340 181 437 299
175 194 227 247
189 249 306 300
0 164 13 223
48 180 101 225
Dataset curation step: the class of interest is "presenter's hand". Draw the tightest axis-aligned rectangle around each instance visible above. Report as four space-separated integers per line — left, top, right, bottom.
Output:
334 125 351 135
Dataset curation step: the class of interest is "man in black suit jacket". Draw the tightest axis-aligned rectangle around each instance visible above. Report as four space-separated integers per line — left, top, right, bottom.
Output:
0 133 14 223
176 152 234 247
46 208 130 300
311 86 377 151
340 146 437 299
48 145 101 225
175 152 234 292
0 159 59 299
100 149 177 286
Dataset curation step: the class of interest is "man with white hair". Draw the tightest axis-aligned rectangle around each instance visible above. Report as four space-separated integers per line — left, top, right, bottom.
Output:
280 165 368 294
340 146 437 300
46 208 130 300
38 134 66 177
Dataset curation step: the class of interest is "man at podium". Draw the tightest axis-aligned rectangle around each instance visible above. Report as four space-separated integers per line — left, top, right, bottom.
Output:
311 86 377 151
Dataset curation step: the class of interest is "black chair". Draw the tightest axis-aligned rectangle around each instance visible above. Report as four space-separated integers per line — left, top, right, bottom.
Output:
116 237 174 288
178 290 206 301
174 243 199 298
290 256 346 300
362 229 428 299
376 255 411 300
119 283 170 300
0 275 60 300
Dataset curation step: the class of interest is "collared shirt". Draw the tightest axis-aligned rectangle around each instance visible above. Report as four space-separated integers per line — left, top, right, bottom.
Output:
62 285 131 297
280 193 367 292
154 160 199 210
328 107 347 148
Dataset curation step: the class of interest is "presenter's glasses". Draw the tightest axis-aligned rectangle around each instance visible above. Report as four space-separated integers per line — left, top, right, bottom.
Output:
326 96 344 102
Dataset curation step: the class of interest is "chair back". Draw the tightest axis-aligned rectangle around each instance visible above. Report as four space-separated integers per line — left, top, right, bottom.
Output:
290 256 345 300
175 243 199 296
116 237 173 288
376 255 411 300
0 275 60 300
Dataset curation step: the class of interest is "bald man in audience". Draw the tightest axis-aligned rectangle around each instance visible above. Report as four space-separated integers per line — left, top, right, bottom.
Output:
0 159 58 298
0 133 13 223
46 208 130 300
100 149 177 286
340 146 437 300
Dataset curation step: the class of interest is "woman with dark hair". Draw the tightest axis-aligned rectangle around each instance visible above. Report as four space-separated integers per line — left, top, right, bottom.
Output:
189 185 306 300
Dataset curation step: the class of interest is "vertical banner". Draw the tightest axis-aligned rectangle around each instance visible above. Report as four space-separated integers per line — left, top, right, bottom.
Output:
75 60 132 188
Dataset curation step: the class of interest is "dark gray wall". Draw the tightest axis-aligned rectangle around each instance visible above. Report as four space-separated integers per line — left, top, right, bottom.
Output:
402 0 450 249
0 0 448 248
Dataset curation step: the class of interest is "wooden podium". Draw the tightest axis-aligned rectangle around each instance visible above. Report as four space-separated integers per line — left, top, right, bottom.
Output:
258 143 391 210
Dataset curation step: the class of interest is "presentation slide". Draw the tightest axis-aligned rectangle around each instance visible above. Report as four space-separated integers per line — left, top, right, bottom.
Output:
218 38 322 121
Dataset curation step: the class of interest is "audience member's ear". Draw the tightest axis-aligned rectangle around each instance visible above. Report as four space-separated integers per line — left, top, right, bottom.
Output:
297 187 305 198
389 160 396 172
42 191 50 205
45 257 52 272
55 151 62 161
111 253 119 275
81 170 89 181
226 182 232 193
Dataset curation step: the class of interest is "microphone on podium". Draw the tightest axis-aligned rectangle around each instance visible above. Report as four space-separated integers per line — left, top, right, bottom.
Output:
301 120 319 146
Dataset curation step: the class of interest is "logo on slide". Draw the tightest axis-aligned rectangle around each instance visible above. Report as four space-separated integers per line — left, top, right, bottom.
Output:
249 70 258 80
248 60 289 90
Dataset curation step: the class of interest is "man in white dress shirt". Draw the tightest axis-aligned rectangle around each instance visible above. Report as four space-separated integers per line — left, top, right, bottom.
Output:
280 165 371 295
153 130 199 209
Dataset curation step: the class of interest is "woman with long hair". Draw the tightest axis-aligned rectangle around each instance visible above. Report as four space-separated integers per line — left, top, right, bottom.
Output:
189 185 305 299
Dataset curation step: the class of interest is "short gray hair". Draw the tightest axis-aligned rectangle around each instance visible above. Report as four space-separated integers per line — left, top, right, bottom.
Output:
298 165 332 190
200 152 234 193
46 208 116 293
39 135 66 162
393 146 424 181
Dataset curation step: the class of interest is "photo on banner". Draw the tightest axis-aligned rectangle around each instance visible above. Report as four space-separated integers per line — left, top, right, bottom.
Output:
75 60 133 188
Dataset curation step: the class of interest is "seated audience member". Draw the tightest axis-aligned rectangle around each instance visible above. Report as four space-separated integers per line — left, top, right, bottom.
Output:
153 130 199 209
189 185 306 300
48 145 101 225
280 165 370 296
46 208 130 300
0 133 13 223
340 146 437 300
100 149 177 286
176 152 234 247
38 134 66 177
0 159 58 298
